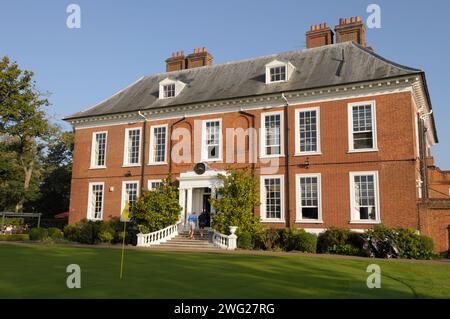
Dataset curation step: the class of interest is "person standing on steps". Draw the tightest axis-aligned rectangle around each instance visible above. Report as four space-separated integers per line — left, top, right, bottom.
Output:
187 212 198 239
198 211 207 238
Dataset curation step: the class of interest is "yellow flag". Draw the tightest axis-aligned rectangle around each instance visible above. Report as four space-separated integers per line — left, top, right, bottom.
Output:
122 201 129 221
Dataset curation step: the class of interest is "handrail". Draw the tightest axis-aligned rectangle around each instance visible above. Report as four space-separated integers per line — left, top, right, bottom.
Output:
136 221 182 246
212 226 238 250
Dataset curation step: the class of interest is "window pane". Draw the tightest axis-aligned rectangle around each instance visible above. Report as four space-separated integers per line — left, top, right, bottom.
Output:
299 110 318 153
91 184 103 219
127 129 140 164
163 84 175 98
352 104 374 149
353 174 376 220
264 114 281 155
270 66 286 82
299 176 319 220
205 121 221 159
95 133 106 166
152 126 166 162
264 178 281 219
125 183 138 209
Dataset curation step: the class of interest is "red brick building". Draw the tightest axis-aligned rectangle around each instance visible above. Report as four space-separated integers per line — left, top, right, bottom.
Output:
64 17 449 252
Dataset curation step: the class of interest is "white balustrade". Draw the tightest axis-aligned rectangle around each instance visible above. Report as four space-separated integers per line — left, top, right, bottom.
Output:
136 221 181 246
212 226 238 250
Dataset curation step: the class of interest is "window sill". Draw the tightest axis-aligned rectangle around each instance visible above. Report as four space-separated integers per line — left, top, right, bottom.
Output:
202 159 223 163
89 166 107 170
260 219 286 223
294 152 322 157
122 164 141 168
260 154 285 159
349 220 381 225
347 148 379 154
295 220 324 224
147 162 168 166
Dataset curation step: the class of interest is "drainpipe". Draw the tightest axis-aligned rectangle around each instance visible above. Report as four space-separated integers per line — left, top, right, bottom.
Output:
281 93 291 228
169 116 187 179
239 109 256 217
138 111 149 191
238 109 256 175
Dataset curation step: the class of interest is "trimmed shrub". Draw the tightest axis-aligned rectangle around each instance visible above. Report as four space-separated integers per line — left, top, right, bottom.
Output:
98 221 115 243
237 232 253 249
277 228 317 253
29 228 48 241
47 227 64 241
63 219 101 244
290 230 317 253
317 227 350 253
0 234 29 241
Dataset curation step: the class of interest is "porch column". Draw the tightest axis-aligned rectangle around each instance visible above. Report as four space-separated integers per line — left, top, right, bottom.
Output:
179 188 186 222
186 187 193 217
210 188 216 214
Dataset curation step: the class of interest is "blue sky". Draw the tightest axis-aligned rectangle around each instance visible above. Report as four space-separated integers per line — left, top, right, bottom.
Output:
1 0 449 168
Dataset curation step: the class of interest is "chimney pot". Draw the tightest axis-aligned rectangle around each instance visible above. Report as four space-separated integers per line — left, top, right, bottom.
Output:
203 47 206 52
339 18 344 25
356 16 361 22
350 17 355 23
193 48 197 54
324 22 329 28
345 18 349 24
181 50 184 56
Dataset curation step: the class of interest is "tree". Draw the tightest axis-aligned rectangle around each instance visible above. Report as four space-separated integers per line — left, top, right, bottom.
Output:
26 129 74 216
131 176 182 234
210 168 262 236
0 56 50 212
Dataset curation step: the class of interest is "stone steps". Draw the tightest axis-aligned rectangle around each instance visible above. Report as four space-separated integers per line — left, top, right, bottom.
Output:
148 230 219 251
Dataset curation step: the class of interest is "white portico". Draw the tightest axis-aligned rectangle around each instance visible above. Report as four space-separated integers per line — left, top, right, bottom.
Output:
178 168 226 227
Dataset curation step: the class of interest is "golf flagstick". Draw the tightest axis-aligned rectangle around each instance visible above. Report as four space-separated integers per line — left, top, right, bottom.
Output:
120 201 129 279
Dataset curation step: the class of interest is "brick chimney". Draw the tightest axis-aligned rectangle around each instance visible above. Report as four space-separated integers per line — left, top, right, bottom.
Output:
306 23 334 48
165 51 186 72
186 47 213 69
334 16 367 47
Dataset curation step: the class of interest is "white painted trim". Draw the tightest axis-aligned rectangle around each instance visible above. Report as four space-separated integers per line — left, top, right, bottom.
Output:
123 127 142 167
260 175 285 223
121 180 140 220
201 118 223 162
295 173 323 223
69 78 415 130
148 179 163 190
347 100 378 152
265 60 295 84
260 110 284 158
159 78 186 99
349 171 381 223
149 124 168 165
87 182 105 221
294 107 321 156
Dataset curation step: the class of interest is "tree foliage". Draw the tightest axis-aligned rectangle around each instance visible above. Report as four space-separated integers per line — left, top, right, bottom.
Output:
132 176 182 234
0 56 50 212
210 168 262 236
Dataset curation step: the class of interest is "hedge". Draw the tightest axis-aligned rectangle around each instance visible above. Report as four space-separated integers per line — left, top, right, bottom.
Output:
0 234 30 241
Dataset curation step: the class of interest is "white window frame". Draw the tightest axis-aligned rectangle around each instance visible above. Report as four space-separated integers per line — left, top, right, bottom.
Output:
294 107 321 156
295 173 323 223
348 101 378 153
149 124 168 165
260 175 285 223
201 118 223 162
265 60 295 84
121 180 140 220
158 78 186 99
148 179 163 190
87 182 105 221
90 131 108 169
349 171 381 224
123 127 142 167
260 111 284 158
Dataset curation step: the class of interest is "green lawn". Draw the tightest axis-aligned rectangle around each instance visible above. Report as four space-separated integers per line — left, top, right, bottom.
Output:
0 243 449 298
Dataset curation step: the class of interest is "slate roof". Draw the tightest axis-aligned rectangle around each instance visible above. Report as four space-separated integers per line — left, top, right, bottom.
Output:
64 41 423 120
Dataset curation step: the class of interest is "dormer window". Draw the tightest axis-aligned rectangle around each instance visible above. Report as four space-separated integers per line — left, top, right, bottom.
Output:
159 78 185 99
270 66 286 82
163 84 175 98
265 60 295 84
